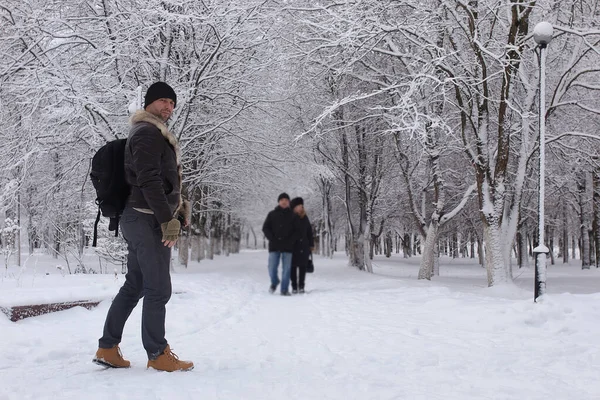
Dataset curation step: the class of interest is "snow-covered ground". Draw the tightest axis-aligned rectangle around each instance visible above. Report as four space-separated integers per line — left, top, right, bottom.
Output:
1 250 599 400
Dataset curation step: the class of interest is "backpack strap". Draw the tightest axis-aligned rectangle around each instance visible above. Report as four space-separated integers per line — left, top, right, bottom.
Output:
92 207 101 247
108 216 120 236
114 215 120 238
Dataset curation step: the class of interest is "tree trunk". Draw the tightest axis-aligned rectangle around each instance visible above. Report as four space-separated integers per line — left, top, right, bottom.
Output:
402 233 411 258
363 227 373 273
53 227 60 259
28 207 35 255
206 235 214 260
348 233 366 270
191 235 201 262
478 236 484 267
548 225 555 266
217 235 223 256
224 218 231 257
578 175 591 269
199 236 206 261
178 234 189 267
433 242 440 276
250 226 257 250
418 222 440 280
563 199 569 264
517 223 529 268
594 167 600 267
340 122 360 268
319 223 325 256
589 229 595 266
420 189 427 256
385 232 392 258
357 125 372 273
451 232 458 258
483 222 510 286
460 235 468 258
15 195 21 267
231 223 241 254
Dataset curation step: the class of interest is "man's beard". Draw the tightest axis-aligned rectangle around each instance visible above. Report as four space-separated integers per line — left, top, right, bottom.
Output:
159 110 171 122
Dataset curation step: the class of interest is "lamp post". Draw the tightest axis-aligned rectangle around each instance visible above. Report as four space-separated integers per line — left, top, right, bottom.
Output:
533 21 553 302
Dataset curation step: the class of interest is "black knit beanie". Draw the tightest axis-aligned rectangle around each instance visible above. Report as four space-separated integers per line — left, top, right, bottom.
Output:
144 82 177 109
278 193 290 202
290 197 304 209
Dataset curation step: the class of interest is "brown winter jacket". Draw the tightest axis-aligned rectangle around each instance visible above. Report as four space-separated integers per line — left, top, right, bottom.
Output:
124 110 184 224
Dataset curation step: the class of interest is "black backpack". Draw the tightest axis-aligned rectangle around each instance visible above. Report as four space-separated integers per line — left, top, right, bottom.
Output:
90 139 130 247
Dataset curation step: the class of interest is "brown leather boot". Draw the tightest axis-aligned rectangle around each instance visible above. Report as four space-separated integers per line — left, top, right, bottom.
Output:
93 345 131 368
147 345 194 372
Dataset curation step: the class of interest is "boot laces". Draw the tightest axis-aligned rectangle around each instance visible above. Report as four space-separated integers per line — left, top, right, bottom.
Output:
116 345 125 360
165 348 181 362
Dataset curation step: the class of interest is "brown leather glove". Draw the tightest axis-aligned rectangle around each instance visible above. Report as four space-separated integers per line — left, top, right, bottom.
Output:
160 219 181 242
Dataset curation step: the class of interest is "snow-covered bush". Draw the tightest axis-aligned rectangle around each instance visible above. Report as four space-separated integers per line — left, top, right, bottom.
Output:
1 218 20 270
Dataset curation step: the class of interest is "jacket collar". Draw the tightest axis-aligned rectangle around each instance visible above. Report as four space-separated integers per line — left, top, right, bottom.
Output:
130 110 180 165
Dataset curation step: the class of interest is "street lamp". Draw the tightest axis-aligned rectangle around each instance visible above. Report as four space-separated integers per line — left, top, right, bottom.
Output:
533 21 553 302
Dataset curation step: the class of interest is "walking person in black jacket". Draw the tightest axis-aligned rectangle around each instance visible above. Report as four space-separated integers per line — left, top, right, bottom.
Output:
262 193 298 296
290 197 314 294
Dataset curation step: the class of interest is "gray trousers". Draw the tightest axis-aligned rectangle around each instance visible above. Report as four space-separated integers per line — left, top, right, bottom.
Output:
98 207 172 359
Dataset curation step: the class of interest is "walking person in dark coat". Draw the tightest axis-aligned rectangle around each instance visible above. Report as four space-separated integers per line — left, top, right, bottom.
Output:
290 197 314 294
93 82 193 372
262 193 298 296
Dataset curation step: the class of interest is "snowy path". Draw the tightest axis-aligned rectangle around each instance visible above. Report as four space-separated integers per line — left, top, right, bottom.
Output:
1 251 599 400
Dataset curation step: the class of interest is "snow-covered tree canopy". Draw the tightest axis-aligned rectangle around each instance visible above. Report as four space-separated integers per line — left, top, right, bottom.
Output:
1 0 599 283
